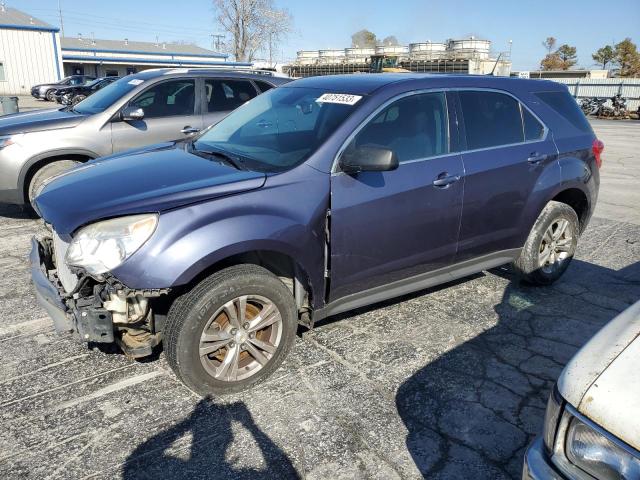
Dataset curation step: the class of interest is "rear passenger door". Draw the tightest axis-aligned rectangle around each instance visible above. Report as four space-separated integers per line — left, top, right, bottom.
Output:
454 89 557 261
111 78 202 152
203 78 258 128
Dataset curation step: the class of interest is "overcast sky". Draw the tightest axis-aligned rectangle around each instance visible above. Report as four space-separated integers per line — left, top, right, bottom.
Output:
17 0 640 71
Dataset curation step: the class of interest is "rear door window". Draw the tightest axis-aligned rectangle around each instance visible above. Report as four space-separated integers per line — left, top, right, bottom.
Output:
205 79 258 112
534 91 592 134
522 107 545 141
254 80 275 93
459 91 524 149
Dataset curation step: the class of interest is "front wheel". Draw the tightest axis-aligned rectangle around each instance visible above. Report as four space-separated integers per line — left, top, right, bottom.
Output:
164 264 298 396
512 201 579 285
45 89 56 101
28 160 81 204
72 95 86 105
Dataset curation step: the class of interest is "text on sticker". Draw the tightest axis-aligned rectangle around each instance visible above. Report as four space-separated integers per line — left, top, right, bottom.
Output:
316 93 362 105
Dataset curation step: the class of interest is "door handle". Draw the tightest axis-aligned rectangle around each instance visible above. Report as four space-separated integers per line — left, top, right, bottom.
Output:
527 152 547 165
433 173 461 188
181 126 200 135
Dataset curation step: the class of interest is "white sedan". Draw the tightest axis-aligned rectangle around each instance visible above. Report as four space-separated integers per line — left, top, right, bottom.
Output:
523 300 640 479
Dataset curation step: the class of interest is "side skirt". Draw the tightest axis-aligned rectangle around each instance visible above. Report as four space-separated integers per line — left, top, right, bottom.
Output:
312 248 521 322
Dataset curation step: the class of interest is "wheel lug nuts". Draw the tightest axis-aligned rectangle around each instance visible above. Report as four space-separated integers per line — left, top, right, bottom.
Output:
243 322 250 330
249 332 255 339
229 341 235 347
241 343 247 350
230 328 238 335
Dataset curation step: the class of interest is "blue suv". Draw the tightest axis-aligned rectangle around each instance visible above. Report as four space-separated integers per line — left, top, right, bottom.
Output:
31 74 602 395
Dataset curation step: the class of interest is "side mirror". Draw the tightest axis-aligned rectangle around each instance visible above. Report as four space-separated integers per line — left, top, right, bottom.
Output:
121 106 145 121
339 146 399 174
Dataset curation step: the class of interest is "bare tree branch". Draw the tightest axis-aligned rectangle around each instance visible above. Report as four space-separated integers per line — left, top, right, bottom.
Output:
213 0 292 62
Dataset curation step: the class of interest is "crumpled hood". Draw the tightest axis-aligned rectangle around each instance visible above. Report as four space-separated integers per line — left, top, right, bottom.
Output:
0 108 87 135
558 300 640 449
34 143 266 234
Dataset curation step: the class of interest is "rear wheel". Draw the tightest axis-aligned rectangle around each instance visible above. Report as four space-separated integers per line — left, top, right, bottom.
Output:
164 264 298 396
512 201 579 285
28 160 81 204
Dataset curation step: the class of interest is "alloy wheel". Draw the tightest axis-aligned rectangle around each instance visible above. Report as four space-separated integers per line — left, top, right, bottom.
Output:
199 294 283 382
538 218 573 274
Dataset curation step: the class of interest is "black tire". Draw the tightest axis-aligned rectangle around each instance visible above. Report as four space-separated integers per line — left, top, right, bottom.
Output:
164 264 298 396
512 201 580 285
28 160 81 204
45 89 56 101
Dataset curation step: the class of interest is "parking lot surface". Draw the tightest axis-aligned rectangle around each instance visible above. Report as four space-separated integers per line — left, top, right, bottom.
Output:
0 120 638 479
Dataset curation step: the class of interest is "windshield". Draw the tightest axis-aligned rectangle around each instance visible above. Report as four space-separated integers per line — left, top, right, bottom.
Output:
194 87 361 172
72 77 141 115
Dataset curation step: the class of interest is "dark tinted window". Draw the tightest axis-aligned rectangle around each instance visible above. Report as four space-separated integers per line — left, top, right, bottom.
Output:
522 107 544 140
460 91 523 149
130 79 195 118
206 79 257 112
348 92 448 163
254 81 274 93
535 91 592 134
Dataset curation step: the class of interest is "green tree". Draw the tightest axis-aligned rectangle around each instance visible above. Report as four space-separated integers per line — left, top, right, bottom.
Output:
614 38 640 77
351 29 377 48
556 44 577 69
592 45 616 69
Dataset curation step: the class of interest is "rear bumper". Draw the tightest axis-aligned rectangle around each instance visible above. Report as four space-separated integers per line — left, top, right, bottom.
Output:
522 438 566 480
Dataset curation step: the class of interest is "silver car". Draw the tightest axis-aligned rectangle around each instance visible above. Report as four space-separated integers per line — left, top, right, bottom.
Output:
0 69 289 206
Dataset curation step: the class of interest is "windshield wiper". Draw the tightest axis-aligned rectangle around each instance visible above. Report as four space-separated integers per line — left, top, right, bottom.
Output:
191 142 244 170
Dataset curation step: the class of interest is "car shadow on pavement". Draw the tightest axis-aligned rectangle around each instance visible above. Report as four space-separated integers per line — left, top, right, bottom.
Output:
122 397 300 480
395 259 640 479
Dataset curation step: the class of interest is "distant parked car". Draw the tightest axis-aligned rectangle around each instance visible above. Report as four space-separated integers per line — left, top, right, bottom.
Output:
53 76 119 105
523 300 640 479
31 75 95 101
0 69 289 206
31 74 602 395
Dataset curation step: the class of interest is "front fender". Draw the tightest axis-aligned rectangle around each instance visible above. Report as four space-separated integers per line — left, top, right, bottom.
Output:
112 165 329 307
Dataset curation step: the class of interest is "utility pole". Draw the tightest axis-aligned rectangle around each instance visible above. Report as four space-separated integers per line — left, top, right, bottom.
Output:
57 0 65 37
210 34 224 52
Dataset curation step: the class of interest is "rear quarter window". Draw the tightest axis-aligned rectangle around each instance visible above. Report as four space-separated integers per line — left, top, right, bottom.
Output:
534 91 592 135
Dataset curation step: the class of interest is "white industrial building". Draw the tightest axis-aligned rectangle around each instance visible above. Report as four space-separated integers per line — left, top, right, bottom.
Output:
0 6 249 95
0 6 64 95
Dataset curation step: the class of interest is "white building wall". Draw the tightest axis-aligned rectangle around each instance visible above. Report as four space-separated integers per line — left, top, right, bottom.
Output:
0 28 63 95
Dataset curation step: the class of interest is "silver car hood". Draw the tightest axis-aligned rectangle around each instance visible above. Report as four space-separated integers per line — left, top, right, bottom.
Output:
0 108 87 135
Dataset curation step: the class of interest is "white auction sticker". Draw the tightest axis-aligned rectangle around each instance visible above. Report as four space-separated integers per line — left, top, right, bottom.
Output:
316 93 362 105
128 79 144 85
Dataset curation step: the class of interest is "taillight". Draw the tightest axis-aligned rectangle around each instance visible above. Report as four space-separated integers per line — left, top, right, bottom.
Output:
592 139 604 169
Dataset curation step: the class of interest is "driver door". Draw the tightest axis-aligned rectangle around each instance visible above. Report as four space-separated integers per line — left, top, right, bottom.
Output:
329 91 464 301
110 78 203 153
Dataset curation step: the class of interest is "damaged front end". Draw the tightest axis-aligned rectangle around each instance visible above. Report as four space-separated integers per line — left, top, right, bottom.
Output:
30 235 169 357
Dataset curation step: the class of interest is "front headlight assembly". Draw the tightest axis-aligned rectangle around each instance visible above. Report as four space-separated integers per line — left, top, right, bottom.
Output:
66 214 158 275
565 412 640 480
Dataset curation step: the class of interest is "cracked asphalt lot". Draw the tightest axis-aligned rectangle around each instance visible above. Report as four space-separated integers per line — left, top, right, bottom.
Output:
1 120 639 479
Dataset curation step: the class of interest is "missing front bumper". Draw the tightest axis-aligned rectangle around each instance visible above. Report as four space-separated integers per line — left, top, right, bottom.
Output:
30 236 114 343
